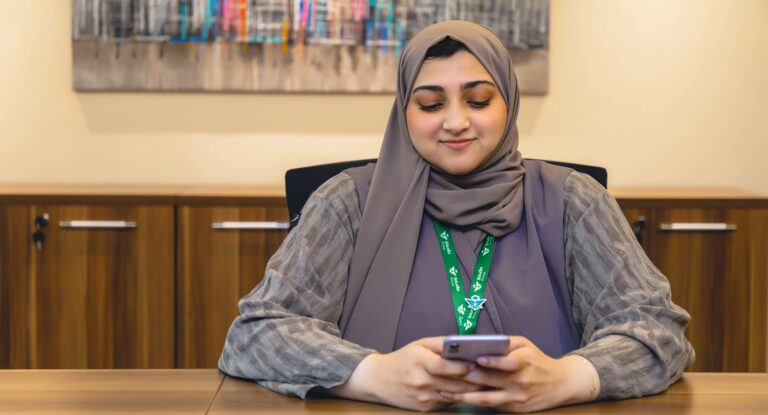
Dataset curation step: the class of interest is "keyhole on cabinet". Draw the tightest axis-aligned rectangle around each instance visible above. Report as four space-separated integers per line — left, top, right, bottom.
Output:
33 213 49 251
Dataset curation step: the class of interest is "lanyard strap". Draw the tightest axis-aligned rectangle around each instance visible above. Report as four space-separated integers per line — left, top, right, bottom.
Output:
433 220 495 334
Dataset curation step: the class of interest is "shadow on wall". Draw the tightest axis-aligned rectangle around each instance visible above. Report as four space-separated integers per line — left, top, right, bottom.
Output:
74 93 396 136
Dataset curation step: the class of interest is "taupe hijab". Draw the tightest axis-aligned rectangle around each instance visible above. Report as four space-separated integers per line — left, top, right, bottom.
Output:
340 21 525 350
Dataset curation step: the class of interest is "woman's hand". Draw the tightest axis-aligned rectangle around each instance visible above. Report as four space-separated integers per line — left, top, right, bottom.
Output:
448 336 600 413
329 336 480 412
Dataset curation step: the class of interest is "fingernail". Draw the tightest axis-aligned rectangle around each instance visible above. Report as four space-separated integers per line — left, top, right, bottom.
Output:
440 391 455 400
477 357 488 365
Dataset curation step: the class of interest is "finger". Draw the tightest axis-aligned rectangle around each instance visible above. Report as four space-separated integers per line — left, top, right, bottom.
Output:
423 354 475 377
427 390 455 406
439 391 458 402
410 390 454 411
430 375 484 394
476 352 524 371
416 336 445 354
454 389 525 408
506 336 531 352
461 367 512 389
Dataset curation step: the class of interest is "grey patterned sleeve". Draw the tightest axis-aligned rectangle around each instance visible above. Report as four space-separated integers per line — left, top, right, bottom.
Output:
562 172 695 400
218 172 375 399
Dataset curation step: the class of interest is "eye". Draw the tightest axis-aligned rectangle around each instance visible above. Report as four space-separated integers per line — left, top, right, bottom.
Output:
468 99 490 108
418 103 443 112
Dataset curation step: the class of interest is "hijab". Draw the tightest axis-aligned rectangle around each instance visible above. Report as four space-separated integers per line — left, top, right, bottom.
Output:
340 21 526 350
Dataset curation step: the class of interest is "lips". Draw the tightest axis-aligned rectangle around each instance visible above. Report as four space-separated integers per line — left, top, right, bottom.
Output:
441 138 475 150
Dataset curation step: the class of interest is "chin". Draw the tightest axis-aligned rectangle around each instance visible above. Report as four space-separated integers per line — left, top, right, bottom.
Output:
436 163 477 176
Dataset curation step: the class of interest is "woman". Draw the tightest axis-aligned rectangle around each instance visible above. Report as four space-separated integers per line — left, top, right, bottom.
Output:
219 21 694 412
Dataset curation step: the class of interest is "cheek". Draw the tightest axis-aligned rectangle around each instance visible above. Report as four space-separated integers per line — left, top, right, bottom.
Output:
406 108 439 145
477 105 507 141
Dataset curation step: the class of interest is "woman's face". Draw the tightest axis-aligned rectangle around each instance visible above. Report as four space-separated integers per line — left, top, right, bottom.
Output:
406 50 507 176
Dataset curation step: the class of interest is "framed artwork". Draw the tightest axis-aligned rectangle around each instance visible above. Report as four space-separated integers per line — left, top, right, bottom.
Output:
72 0 549 93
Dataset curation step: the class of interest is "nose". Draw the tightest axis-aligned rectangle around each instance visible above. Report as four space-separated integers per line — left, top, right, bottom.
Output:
442 104 470 135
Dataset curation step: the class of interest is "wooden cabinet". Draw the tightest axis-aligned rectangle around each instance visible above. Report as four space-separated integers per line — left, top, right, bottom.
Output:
0 186 288 370
176 202 288 368
2 186 766 373
617 193 768 373
0 202 175 369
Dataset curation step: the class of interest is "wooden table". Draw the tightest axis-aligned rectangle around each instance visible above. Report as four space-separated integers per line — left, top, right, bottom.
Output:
1 371 766 414
0 369 224 414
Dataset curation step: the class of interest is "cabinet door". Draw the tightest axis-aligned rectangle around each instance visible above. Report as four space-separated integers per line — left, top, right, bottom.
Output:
0 204 175 369
0 205 32 368
646 208 768 372
177 205 289 368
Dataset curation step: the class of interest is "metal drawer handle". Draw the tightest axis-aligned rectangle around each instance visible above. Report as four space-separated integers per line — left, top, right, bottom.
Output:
59 220 137 229
211 221 289 230
659 222 737 231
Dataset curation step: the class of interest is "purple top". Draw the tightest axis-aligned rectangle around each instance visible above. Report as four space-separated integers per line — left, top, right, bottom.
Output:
344 159 581 357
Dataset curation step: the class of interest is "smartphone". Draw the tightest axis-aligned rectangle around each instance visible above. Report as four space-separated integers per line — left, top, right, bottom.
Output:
441 335 510 361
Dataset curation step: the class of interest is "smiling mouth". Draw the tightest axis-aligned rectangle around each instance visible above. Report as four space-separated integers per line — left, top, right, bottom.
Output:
441 138 475 150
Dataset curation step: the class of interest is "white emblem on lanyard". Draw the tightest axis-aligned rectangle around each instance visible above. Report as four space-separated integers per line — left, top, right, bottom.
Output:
465 295 487 311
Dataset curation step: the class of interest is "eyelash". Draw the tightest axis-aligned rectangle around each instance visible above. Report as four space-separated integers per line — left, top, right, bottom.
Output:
469 100 490 108
419 104 442 112
418 100 490 112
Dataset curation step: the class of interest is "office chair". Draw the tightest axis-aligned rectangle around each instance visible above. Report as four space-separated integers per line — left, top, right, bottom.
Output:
285 159 607 231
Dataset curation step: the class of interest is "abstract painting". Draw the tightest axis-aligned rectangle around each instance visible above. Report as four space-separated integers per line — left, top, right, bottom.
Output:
72 0 549 93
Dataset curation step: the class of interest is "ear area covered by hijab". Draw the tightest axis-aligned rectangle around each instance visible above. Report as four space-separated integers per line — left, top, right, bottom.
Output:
340 21 526 353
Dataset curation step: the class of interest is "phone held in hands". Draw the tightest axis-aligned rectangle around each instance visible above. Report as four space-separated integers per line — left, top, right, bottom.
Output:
441 335 510 361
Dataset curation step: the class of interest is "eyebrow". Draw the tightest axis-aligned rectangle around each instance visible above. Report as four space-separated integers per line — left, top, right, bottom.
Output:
411 80 495 94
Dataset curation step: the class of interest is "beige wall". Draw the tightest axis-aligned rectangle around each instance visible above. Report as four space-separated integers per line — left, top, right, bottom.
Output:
1 1 767 194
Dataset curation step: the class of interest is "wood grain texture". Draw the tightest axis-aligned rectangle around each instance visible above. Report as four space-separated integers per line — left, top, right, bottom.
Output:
663 372 768 395
611 187 767 200
0 206 34 368
0 369 223 415
208 373 768 414
0 184 285 205
4 190 765 374
619 203 768 373
3 371 768 415
176 205 289 368
741 209 768 372
0 204 175 369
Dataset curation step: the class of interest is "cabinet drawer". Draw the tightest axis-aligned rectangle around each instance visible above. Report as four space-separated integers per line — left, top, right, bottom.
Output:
176 205 289 368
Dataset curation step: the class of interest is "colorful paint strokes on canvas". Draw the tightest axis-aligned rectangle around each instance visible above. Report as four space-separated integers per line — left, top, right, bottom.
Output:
72 0 550 93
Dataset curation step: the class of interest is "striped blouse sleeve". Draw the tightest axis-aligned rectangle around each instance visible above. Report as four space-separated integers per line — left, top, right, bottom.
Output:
563 172 695 400
218 172 375 398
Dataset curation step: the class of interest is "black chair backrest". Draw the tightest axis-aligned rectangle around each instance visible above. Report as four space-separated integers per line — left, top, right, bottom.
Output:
284 158 606 229
527 159 608 189
285 158 377 226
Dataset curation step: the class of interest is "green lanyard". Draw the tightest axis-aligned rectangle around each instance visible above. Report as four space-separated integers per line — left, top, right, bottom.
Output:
433 220 495 334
